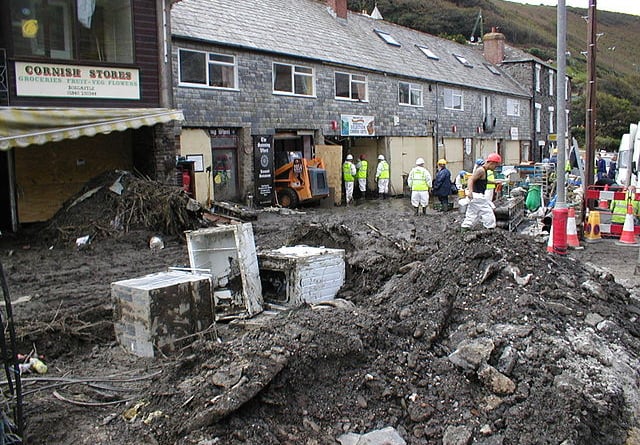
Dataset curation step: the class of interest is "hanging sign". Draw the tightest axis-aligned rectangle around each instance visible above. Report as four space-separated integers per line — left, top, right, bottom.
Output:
340 115 376 136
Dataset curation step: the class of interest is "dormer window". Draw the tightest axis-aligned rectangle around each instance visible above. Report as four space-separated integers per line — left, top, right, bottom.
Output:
417 45 439 60
375 30 401 47
453 54 473 68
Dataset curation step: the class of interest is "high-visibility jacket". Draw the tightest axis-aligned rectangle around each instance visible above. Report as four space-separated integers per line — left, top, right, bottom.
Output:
486 169 496 190
407 166 432 191
376 161 390 179
343 161 356 182
610 195 640 224
356 160 368 179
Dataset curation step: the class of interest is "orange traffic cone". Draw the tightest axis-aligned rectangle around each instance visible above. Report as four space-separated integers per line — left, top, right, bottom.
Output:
599 184 610 209
566 207 580 247
583 209 602 243
546 224 554 253
615 203 639 246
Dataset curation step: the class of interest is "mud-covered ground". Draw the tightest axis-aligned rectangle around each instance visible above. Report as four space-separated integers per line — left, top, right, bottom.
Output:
2 175 640 445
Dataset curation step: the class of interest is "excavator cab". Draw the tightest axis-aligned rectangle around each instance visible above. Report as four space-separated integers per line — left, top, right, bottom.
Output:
274 152 329 208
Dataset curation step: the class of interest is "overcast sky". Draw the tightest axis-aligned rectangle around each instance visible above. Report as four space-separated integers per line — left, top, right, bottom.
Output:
502 0 640 16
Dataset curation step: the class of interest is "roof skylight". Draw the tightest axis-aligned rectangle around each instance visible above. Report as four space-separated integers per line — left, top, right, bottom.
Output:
484 63 501 75
417 45 439 60
453 54 473 68
375 30 401 47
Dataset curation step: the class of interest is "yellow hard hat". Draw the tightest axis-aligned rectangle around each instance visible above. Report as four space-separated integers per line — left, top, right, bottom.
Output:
437 158 447 165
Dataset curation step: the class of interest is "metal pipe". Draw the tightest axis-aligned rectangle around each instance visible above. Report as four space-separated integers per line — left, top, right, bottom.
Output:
585 0 598 190
556 0 567 207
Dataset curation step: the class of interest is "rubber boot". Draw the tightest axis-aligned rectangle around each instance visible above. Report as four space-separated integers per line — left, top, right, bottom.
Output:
415 206 420 215
423 207 427 215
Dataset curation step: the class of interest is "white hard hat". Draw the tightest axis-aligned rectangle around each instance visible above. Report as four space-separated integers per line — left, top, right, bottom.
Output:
378 154 385 160
416 157 425 165
346 154 353 160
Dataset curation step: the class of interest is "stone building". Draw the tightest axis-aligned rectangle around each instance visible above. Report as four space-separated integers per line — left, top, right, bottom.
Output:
485 34 571 163
171 0 559 206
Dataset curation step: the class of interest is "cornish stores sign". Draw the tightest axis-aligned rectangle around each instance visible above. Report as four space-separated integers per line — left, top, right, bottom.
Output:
15 62 140 100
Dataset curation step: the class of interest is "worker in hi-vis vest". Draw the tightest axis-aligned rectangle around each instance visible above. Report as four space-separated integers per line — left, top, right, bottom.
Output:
485 168 497 202
356 154 368 200
610 187 640 225
407 157 432 215
375 154 390 199
343 154 357 206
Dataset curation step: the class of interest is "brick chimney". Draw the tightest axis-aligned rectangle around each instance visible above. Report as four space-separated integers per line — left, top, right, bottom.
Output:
327 0 348 19
483 27 506 65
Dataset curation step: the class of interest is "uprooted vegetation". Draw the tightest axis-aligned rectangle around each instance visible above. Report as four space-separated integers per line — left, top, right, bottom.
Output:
2 179 640 444
39 170 208 246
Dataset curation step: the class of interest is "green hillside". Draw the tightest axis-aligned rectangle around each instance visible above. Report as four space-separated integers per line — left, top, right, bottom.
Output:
348 0 640 149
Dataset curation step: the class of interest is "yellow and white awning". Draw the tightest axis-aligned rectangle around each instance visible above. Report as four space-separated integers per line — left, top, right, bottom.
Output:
0 107 184 150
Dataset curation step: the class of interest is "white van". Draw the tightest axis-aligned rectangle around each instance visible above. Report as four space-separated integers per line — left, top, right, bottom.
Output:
616 122 639 186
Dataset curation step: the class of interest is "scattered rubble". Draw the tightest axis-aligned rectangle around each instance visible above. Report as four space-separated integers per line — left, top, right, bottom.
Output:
0 173 639 445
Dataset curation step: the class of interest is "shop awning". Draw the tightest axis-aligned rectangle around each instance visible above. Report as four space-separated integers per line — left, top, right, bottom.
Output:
0 107 184 150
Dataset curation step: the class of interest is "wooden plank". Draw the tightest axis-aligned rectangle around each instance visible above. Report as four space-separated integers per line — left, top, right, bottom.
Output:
15 133 133 222
315 144 342 206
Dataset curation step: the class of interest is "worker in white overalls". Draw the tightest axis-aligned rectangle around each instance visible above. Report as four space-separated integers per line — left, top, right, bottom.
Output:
461 153 502 231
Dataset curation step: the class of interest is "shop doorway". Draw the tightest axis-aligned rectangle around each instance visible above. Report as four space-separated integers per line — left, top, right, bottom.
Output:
210 129 239 202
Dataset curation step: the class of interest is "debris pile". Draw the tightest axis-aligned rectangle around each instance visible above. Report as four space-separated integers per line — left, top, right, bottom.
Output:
41 170 207 245
2 200 640 444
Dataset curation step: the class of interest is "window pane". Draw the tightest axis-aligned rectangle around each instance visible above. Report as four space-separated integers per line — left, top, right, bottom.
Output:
411 88 422 106
454 95 462 109
209 64 235 88
335 73 350 98
83 0 132 63
399 83 409 104
294 73 312 95
210 54 234 64
180 50 206 84
274 64 292 92
352 82 366 100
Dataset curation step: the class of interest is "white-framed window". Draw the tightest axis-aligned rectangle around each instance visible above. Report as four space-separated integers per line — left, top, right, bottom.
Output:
549 70 554 96
535 103 542 133
535 64 541 92
417 45 439 60
375 30 401 46
507 98 521 116
398 81 422 106
444 87 463 110
548 106 555 133
273 62 314 96
335 72 368 101
482 95 492 119
179 49 237 89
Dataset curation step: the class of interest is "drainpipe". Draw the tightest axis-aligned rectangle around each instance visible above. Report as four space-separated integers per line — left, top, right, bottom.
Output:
157 0 172 108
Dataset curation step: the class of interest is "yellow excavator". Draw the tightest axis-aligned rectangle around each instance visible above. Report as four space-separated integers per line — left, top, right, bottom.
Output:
274 152 329 208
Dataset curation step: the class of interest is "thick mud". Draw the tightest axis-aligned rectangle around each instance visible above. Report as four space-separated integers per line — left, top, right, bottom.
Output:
1 183 640 445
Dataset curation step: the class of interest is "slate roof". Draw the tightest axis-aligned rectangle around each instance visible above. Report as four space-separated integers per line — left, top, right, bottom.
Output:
171 0 530 98
503 45 555 69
